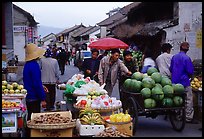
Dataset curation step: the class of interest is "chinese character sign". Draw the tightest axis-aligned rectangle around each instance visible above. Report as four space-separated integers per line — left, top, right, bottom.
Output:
196 29 202 48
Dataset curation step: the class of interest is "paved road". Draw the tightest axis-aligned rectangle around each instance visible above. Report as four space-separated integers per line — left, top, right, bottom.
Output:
16 62 202 137
58 63 202 137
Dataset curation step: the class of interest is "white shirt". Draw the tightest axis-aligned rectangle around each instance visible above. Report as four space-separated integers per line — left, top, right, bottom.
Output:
156 52 173 78
143 57 156 67
40 57 60 84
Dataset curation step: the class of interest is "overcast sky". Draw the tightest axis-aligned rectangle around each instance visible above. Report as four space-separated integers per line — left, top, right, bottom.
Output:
13 2 133 29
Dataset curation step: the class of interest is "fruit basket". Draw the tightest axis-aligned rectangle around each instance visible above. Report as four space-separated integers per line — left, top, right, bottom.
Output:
73 103 122 113
27 120 76 130
27 111 76 130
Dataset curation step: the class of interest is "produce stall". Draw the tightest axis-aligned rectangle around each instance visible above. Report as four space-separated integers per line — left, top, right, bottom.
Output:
57 74 133 137
2 81 27 137
191 59 202 121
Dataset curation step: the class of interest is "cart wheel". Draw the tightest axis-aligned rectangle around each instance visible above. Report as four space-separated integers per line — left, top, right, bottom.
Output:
169 108 185 131
125 96 138 134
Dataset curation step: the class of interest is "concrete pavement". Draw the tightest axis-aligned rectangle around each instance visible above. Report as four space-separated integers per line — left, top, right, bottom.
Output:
16 62 202 137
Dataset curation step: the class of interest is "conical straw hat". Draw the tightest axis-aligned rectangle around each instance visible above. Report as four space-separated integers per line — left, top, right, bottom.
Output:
25 43 46 61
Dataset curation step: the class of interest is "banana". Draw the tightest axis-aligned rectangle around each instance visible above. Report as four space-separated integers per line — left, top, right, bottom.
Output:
80 119 89 125
82 114 91 120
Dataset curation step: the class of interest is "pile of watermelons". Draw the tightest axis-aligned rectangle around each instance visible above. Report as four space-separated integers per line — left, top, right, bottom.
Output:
123 67 185 109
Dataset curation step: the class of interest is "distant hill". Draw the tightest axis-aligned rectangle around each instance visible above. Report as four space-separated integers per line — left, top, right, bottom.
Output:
38 25 65 38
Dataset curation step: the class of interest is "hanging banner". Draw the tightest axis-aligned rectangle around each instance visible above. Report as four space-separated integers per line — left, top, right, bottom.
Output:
196 29 202 48
186 32 196 48
13 26 27 32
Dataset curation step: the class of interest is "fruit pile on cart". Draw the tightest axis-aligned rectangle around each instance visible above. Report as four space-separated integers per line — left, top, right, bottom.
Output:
120 67 186 133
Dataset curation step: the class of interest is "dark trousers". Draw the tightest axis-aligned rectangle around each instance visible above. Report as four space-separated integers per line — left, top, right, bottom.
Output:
58 61 66 74
25 100 41 137
43 84 56 110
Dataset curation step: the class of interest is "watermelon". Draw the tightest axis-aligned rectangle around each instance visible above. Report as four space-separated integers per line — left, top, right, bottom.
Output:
131 79 142 92
162 98 173 107
144 98 156 108
123 79 132 90
142 77 155 89
173 83 185 94
155 83 162 89
147 67 158 76
151 72 162 83
140 88 151 98
132 72 143 81
142 73 149 79
163 85 174 98
123 79 141 92
151 86 164 101
161 77 172 87
173 96 183 106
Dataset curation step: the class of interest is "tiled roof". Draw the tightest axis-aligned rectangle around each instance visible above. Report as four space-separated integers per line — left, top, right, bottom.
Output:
80 26 100 36
56 24 85 37
97 2 141 26
72 26 93 38
13 4 39 26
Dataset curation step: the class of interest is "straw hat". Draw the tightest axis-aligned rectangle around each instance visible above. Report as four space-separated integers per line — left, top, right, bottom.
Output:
25 43 46 61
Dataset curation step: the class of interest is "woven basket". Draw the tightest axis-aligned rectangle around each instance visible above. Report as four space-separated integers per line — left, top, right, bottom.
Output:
27 120 76 130
73 104 121 113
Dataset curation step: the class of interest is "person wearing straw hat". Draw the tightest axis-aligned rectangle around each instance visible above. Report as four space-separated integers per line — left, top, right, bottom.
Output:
23 43 47 119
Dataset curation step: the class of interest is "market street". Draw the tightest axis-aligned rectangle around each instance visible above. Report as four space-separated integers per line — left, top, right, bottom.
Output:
56 62 202 137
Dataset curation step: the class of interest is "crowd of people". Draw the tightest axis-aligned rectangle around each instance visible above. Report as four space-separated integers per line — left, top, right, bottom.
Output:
22 41 199 136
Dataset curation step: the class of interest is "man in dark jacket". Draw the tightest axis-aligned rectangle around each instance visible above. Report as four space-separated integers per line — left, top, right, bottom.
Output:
57 48 67 75
82 49 100 81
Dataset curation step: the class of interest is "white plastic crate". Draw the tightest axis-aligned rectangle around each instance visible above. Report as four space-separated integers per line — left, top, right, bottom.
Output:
76 119 105 136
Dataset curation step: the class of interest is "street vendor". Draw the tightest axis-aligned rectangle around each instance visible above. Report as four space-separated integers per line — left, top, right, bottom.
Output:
23 43 47 136
81 48 100 82
98 48 132 96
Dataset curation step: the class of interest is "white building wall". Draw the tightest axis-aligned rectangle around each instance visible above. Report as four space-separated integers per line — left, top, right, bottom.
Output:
164 2 202 60
86 29 100 51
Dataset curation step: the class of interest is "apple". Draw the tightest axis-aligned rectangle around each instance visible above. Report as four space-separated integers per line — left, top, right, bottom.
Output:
2 81 7 86
80 100 87 106
18 85 24 90
12 82 19 89
3 89 9 94
15 89 20 94
2 85 6 90
9 89 15 94
20 89 27 94
7 84 13 90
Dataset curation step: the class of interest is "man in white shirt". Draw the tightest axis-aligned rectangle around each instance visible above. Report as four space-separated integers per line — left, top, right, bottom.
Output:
40 48 61 111
156 43 173 78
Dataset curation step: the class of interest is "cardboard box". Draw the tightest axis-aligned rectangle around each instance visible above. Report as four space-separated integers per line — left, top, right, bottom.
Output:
105 121 133 136
30 111 74 137
31 128 73 137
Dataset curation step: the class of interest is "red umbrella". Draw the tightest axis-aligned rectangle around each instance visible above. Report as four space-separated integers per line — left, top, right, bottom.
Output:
88 37 129 50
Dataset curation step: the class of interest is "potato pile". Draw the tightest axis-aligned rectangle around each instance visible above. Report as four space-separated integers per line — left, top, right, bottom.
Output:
95 127 130 137
27 113 71 124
